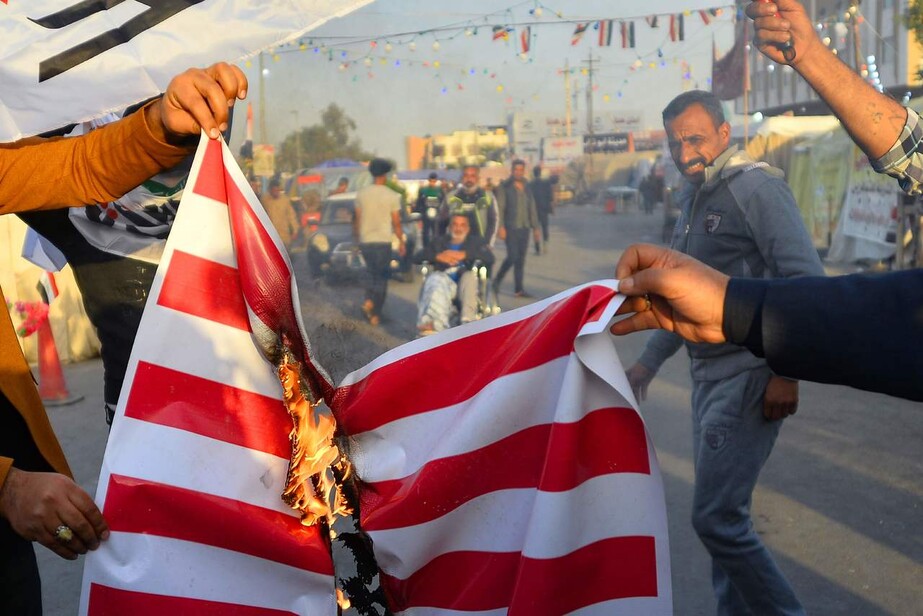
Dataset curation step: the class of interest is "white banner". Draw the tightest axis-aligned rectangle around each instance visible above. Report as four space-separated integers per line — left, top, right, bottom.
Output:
841 148 899 246
0 0 373 141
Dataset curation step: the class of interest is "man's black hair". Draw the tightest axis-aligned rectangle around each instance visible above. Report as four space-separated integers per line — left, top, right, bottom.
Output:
662 90 726 129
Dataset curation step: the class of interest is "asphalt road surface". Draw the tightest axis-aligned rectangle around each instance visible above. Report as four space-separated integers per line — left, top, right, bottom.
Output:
40 203 922 615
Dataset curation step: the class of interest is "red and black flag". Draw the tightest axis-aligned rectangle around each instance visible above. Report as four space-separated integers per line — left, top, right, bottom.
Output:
521 26 532 53
598 20 613 46
572 23 589 46
669 14 685 41
620 21 636 49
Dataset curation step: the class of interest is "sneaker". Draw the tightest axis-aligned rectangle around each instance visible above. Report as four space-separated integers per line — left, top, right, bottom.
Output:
514 290 533 298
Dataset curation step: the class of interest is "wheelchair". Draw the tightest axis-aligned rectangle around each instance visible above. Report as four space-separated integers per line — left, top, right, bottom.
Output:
417 259 500 336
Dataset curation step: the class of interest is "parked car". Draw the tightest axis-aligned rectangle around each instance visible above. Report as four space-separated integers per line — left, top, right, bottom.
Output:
286 166 371 209
306 193 417 283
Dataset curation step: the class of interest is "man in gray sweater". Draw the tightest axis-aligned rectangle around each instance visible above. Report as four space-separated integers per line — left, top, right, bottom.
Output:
626 91 823 616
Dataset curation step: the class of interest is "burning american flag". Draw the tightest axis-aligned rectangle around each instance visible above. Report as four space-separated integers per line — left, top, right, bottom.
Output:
81 135 672 614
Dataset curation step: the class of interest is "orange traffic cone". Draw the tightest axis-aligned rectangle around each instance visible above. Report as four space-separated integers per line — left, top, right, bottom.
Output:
36 316 83 406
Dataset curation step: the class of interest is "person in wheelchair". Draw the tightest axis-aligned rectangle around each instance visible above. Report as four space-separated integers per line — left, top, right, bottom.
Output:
416 213 495 335
446 164 498 246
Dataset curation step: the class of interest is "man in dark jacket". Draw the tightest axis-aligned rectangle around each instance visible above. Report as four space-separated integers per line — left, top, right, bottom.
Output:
624 90 822 616
493 160 540 297
416 213 494 334
529 165 554 254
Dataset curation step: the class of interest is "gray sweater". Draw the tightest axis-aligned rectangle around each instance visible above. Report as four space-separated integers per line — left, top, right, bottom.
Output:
638 146 825 381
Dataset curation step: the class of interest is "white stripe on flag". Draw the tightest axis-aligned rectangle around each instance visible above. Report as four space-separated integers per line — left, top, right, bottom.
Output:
368 472 667 579
98 418 291 514
81 533 335 614
351 355 572 481
127 306 279 400
155 193 236 268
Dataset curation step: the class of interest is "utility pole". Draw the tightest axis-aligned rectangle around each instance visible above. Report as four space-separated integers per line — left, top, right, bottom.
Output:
850 1 862 72
291 110 302 171
258 52 267 145
583 51 596 136
582 51 596 191
564 59 573 137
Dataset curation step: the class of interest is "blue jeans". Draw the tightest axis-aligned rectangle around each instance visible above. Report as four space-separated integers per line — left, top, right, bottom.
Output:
359 242 391 316
691 366 804 616
494 227 530 293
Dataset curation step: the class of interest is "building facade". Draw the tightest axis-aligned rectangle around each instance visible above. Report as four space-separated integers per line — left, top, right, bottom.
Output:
405 127 509 170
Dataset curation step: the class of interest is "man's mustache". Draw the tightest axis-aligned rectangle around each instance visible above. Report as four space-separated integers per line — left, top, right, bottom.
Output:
681 158 707 173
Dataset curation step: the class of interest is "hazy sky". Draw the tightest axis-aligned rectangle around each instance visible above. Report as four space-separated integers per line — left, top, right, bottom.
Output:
229 0 736 165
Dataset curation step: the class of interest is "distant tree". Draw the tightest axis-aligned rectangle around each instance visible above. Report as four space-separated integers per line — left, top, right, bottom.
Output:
277 104 374 171
906 1 923 51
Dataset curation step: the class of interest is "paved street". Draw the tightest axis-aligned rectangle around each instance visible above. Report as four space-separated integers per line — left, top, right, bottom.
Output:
40 203 922 615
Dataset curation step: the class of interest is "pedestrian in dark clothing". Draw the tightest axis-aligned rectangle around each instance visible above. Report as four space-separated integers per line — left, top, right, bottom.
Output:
354 158 406 325
415 172 444 249
529 165 554 254
493 160 540 297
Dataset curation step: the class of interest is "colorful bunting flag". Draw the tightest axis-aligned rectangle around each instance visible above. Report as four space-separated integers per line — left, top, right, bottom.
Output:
598 20 613 47
521 25 532 54
572 23 589 46
620 21 636 49
669 14 685 42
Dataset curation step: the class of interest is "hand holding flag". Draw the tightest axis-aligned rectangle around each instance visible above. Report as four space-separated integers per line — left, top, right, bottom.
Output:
152 63 248 141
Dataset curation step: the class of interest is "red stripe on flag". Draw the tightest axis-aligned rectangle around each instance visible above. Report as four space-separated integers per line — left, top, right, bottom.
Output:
157 250 250 331
359 407 648 531
224 167 302 351
192 138 333 402
334 285 615 434
379 536 658 612
123 361 291 459
88 584 297 616
191 138 229 203
104 475 334 575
